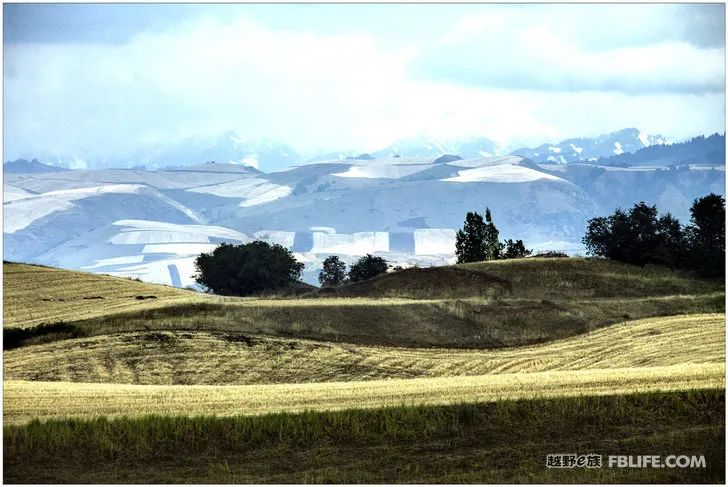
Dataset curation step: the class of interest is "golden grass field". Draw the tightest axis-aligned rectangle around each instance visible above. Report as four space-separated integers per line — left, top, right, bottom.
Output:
4 364 723 425
4 313 725 424
5 314 725 385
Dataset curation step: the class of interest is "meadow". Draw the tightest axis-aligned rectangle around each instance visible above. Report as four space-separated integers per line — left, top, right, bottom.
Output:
4 390 724 483
3 258 725 483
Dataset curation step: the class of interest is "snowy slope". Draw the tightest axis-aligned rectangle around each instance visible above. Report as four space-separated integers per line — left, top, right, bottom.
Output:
3 150 724 287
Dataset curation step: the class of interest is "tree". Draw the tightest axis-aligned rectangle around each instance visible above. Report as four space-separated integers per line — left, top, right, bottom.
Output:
687 193 725 277
348 254 389 282
455 211 487 263
483 208 504 260
583 202 666 267
319 255 347 287
502 239 532 259
194 241 304 296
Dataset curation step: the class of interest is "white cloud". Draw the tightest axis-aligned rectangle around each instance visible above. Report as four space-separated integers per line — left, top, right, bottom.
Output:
3 5 725 163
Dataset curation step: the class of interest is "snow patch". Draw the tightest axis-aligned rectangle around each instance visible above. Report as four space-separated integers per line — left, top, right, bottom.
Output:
82 255 145 269
442 164 566 183
613 142 624 155
311 231 389 254
186 178 292 207
414 229 456 255
253 230 296 248
332 164 431 179
142 243 219 256
4 184 145 233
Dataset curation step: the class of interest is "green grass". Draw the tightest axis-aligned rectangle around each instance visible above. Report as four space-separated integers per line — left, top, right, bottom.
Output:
4 389 724 483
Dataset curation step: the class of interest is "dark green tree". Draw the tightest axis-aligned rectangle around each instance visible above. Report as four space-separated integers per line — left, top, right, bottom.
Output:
502 239 532 259
484 208 504 260
455 211 487 263
194 241 304 296
318 255 347 287
687 193 725 277
348 254 389 282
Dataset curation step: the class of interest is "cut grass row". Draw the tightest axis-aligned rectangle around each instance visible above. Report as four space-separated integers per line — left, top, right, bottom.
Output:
4 389 724 483
5 313 724 385
4 363 724 425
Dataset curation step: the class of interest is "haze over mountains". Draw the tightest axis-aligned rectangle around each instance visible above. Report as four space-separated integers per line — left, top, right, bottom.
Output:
4 128 725 287
6 127 682 172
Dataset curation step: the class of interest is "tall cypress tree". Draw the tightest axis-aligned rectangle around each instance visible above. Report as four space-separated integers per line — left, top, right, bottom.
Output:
483 208 504 260
455 211 487 263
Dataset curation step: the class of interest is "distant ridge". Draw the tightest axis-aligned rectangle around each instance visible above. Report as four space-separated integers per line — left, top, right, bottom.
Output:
4 159 71 174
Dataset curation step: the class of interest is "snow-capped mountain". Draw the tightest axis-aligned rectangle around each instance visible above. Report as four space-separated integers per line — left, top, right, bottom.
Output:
137 131 301 171
371 135 500 159
511 128 669 164
4 149 723 288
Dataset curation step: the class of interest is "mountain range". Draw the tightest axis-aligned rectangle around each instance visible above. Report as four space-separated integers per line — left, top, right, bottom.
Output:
4 130 724 287
6 127 680 172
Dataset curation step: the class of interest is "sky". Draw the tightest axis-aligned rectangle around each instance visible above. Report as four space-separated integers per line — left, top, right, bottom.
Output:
3 3 726 163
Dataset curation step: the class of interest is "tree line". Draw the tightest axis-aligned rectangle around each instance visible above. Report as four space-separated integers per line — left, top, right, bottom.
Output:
583 193 725 277
194 193 724 296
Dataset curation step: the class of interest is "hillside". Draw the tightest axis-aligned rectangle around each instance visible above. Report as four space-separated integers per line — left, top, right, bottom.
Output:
4 259 723 349
5 314 723 385
3 262 210 328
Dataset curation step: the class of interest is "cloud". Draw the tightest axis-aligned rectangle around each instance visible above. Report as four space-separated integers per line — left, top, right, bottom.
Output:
3 5 726 163
412 5 725 95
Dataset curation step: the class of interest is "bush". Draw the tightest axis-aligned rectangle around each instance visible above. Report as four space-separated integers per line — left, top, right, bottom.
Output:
348 254 389 283
319 256 347 287
194 242 304 296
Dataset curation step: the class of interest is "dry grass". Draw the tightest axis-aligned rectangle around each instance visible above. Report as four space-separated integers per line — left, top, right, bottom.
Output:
4 363 723 425
3 262 212 328
5 313 725 385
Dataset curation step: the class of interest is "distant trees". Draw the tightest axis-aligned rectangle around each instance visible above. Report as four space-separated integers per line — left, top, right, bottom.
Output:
503 239 532 259
318 255 347 287
456 208 528 263
194 242 304 296
583 193 725 277
348 254 390 283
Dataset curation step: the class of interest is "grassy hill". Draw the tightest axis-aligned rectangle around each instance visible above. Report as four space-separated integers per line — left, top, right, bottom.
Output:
317 257 720 300
5 314 724 385
4 259 723 349
3 262 211 328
